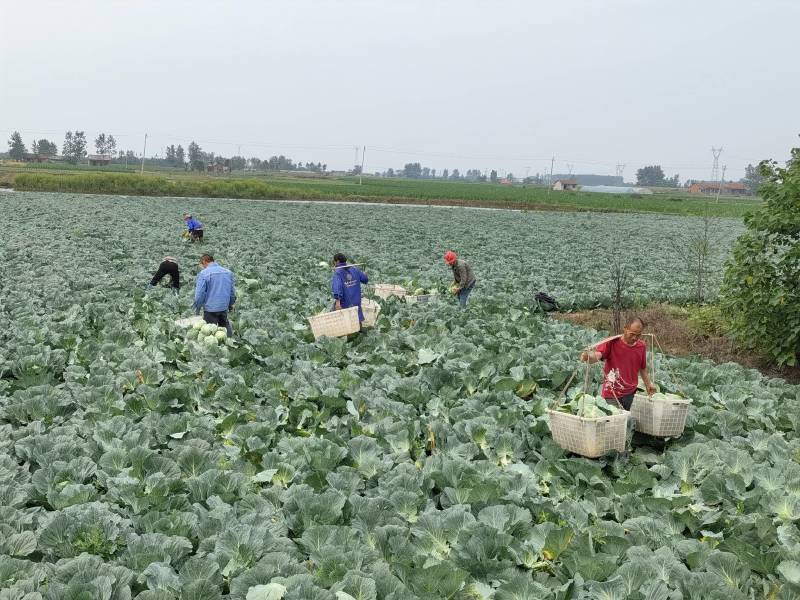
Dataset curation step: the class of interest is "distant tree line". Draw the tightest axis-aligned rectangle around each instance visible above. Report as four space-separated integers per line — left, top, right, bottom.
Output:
635 165 681 187
4 130 326 173
375 163 544 184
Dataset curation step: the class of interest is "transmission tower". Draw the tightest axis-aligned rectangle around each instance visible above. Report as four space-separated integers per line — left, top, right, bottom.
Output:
615 164 626 181
710 147 723 183
566 163 574 175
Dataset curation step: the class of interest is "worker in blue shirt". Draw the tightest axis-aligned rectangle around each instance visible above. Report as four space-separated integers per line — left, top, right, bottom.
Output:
183 213 204 242
193 254 235 337
331 253 368 326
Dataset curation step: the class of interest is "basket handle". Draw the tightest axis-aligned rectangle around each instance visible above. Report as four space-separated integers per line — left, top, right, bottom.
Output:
552 367 580 409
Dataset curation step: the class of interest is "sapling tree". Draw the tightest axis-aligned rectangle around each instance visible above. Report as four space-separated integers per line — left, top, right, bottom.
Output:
609 255 631 334
680 205 721 304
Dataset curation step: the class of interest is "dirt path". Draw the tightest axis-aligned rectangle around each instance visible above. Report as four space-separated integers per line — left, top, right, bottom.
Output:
553 304 800 384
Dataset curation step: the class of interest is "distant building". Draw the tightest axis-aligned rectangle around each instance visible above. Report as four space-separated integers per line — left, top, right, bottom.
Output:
22 153 52 163
687 181 749 196
88 154 112 166
552 179 578 191
206 163 230 174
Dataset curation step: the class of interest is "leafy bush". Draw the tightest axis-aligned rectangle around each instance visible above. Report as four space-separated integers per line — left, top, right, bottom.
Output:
721 146 800 365
686 304 729 337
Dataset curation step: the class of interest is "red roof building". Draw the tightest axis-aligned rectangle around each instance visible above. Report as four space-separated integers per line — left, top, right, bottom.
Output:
687 181 749 196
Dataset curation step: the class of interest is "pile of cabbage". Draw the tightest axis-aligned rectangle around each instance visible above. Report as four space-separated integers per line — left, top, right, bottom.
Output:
187 321 228 345
555 392 623 418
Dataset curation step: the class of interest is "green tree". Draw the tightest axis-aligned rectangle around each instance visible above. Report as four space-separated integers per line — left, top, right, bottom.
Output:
95 133 107 154
175 145 185 167
8 131 26 160
33 138 57 156
742 163 764 195
188 141 204 171
635 165 666 186
490 170 498 183
63 131 87 163
403 162 422 178
93 132 116 155
720 146 800 366
62 131 73 158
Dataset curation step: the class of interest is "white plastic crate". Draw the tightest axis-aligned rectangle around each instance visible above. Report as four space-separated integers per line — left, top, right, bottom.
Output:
175 315 204 328
374 284 407 300
631 393 691 437
547 409 629 458
361 298 381 328
307 306 360 340
405 294 437 305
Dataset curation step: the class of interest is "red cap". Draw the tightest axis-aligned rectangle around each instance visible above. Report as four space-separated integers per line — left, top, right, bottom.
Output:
444 250 457 264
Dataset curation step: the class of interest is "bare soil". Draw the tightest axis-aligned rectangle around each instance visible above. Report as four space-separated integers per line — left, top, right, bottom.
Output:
553 304 800 384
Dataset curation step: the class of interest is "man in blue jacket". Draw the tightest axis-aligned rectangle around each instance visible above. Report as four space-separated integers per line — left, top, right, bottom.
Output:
193 254 235 337
183 213 204 242
331 253 368 327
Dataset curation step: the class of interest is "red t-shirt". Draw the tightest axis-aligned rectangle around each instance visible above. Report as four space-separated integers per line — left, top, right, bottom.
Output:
596 338 646 398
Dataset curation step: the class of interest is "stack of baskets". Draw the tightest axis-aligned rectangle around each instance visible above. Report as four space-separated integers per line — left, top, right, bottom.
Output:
307 306 360 340
547 406 629 458
405 293 437 305
373 284 407 300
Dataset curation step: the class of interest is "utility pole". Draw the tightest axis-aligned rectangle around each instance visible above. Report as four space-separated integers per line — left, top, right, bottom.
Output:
359 146 366 185
715 165 727 203
140 133 147 175
547 155 555 195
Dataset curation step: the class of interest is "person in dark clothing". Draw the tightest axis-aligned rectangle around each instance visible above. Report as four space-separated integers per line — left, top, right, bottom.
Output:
148 257 180 292
444 250 476 308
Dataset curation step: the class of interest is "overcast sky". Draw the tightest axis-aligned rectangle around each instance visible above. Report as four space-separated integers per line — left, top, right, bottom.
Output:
1 0 798 180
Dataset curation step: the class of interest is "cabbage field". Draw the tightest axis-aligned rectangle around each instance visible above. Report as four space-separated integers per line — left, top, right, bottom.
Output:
2 191 800 599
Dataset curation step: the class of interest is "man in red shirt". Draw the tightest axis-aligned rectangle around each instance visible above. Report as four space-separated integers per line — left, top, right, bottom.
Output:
579 317 656 410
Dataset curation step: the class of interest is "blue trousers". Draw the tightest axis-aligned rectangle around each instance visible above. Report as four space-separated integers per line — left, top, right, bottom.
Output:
458 283 475 308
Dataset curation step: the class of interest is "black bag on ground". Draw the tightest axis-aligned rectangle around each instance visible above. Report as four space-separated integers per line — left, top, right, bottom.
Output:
533 292 559 312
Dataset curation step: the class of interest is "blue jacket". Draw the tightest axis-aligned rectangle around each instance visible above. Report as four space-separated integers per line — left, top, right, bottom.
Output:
331 264 368 321
193 262 236 313
185 217 203 232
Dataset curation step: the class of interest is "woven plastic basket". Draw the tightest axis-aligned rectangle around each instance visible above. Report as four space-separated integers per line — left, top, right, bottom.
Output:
547 409 629 458
374 284 407 300
405 294 436 305
307 306 360 340
630 393 690 437
362 298 381 328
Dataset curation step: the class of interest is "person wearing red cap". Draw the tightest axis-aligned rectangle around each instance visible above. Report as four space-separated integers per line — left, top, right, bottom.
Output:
444 251 475 308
